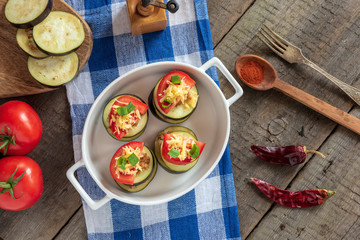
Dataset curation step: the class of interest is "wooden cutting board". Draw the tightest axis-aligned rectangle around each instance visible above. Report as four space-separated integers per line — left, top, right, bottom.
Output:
0 0 93 98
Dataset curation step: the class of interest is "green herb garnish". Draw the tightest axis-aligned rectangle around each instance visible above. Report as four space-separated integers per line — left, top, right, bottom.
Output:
117 102 136 116
127 102 135 113
171 75 181 84
168 148 180 158
117 106 128 116
189 144 200 159
128 153 139 166
162 99 172 109
117 157 127 170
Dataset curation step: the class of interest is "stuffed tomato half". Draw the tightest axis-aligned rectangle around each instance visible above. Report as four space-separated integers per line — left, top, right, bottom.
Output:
103 94 149 141
149 71 199 124
154 126 205 173
110 141 157 192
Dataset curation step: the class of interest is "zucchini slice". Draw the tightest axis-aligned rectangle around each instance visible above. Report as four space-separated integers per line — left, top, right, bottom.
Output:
149 80 199 124
154 126 199 173
33 11 85 55
116 146 157 193
28 52 79 86
17 28 49 58
5 0 52 28
103 95 149 142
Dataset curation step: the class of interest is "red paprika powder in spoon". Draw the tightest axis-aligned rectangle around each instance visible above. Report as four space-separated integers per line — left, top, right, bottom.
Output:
239 60 264 84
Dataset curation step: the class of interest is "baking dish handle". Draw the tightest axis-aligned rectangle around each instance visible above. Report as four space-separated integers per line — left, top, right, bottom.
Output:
67 159 112 210
199 57 243 107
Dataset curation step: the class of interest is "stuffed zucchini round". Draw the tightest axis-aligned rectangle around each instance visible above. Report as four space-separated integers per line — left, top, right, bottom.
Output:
5 0 52 28
17 28 49 59
110 141 157 192
103 95 149 141
149 71 199 124
33 11 85 55
27 52 79 86
154 126 205 173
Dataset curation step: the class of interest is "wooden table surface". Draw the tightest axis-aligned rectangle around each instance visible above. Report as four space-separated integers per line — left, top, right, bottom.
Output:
1 0 360 239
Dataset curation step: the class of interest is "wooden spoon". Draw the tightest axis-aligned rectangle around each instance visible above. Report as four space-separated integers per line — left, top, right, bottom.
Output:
235 54 360 135
0 0 93 98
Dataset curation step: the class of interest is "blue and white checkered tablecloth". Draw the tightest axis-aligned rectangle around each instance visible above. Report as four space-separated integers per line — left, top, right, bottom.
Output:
65 0 241 239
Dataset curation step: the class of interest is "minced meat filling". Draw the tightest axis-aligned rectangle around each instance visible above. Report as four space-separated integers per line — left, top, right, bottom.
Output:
138 153 150 173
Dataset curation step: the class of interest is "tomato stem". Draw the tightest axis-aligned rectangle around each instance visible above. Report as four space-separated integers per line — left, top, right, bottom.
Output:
0 167 27 200
0 126 16 156
0 139 9 150
0 182 11 188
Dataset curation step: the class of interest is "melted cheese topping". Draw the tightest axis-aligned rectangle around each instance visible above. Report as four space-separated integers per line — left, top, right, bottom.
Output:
115 146 143 176
166 134 196 161
159 79 193 107
110 102 141 134
184 91 198 109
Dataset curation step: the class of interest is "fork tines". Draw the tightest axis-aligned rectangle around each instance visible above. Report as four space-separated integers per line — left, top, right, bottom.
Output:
258 25 289 55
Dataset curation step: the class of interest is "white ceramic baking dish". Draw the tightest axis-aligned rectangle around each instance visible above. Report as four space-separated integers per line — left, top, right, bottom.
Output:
66 57 243 210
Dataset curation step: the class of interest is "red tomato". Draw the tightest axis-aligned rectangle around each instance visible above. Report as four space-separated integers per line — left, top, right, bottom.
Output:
109 96 148 140
156 71 196 114
109 141 144 185
0 101 42 155
0 156 43 211
162 133 205 165
110 126 127 140
113 96 148 115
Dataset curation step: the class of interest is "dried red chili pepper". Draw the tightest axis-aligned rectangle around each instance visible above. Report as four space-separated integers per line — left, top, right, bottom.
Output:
251 144 325 166
251 178 335 208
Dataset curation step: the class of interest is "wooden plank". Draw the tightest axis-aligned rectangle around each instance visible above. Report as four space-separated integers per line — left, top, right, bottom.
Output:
0 87 82 240
340 214 360 240
54 207 87 240
207 0 255 46
212 0 360 238
247 108 360 239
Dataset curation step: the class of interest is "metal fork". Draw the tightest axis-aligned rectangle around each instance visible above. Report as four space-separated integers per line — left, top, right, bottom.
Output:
258 24 360 106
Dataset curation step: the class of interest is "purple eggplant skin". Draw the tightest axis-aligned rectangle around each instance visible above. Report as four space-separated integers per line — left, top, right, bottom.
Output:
251 144 306 166
34 43 82 57
148 86 199 124
7 0 53 29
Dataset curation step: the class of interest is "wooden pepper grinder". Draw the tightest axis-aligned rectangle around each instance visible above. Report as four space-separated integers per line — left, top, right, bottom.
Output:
126 0 179 35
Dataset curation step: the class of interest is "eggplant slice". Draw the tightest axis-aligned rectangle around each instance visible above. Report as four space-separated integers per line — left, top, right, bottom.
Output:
5 0 52 28
17 28 49 59
33 11 85 55
28 52 79 86
116 146 158 193
148 86 199 124
154 126 199 173
102 95 149 141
